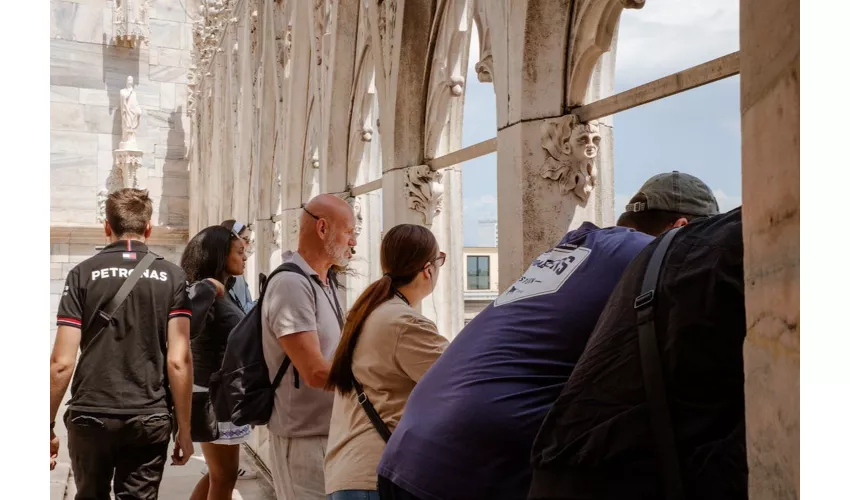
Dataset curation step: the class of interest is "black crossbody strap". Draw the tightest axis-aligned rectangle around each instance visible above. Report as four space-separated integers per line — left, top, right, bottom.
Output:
634 227 685 500
87 253 158 343
264 263 319 389
352 378 393 443
96 252 157 326
321 271 390 442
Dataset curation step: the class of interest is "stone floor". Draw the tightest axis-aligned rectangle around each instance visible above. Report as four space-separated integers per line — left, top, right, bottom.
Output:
50 397 276 500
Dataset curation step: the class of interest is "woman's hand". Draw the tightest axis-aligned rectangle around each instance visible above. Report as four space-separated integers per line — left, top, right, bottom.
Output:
206 278 225 297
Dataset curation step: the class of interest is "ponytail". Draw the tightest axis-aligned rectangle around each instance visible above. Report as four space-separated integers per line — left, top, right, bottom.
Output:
326 275 394 393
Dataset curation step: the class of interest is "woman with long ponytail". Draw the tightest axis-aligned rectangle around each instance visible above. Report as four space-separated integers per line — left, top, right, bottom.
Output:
323 224 449 500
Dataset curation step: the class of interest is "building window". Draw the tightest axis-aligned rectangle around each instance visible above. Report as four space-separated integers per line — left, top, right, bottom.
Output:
467 255 490 290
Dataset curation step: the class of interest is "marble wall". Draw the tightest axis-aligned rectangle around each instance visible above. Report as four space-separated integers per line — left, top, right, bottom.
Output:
50 0 192 227
50 0 194 343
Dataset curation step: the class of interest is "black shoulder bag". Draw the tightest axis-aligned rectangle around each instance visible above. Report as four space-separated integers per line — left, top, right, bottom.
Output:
634 227 685 500
322 274 393 443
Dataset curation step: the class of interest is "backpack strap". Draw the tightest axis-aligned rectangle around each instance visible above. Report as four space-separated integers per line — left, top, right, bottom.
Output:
261 262 319 389
634 227 685 500
90 252 158 340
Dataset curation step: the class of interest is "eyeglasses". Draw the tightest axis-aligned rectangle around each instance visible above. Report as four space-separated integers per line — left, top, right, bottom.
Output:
430 251 446 268
303 206 322 221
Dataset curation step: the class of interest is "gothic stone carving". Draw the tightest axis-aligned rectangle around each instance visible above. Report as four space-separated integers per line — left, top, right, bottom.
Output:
540 115 601 203
96 189 110 224
567 0 645 106
273 221 282 250
403 165 445 225
344 195 364 237
424 0 473 158
472 0 493 83
377 0 398 81
114 0 151 48
114 150 145 189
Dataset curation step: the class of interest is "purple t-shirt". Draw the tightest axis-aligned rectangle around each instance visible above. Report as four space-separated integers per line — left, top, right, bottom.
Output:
377 223 654 500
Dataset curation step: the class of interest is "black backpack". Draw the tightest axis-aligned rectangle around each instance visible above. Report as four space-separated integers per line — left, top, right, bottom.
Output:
528 208 746 500
208 262 316 427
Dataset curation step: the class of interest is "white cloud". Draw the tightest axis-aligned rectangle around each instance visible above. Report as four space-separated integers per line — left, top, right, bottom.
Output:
712 189 742 213
616 0 739 87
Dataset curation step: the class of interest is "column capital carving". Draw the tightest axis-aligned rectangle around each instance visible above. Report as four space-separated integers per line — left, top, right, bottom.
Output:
114 150 145 190
403 165 445 226
540 115 601 203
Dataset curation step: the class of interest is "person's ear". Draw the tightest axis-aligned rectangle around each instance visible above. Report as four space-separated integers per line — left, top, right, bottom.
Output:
104 220 112 238
144 221 153 239
671 217 689 229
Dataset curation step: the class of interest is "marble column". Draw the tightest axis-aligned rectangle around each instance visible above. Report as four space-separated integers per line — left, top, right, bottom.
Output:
485 0 626 290
739 0 800 497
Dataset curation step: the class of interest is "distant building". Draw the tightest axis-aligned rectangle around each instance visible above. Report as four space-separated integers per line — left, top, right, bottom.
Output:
463 246 499 325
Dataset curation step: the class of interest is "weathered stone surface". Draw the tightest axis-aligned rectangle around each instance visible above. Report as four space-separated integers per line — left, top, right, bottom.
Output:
82 104 117 134
97 133 119 152
151 0 187 23
155 142 187 160
51 0 104 44
740 0 799 497
162 176 189 197
161 82 176 110
79 88 112 106
150 64 188 84
51 85 80 103
52 185 97 212
51 102 86 131
149 19 184 50
152 47 191 68
50 131 97 187
51 149 98 188
52 130 98 155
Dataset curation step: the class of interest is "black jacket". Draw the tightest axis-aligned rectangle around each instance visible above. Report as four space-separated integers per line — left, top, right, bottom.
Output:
188 279 246 387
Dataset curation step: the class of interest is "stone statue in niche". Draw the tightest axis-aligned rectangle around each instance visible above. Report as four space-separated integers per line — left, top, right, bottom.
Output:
540 115 602 203
113 75 145 190
119 76 142 150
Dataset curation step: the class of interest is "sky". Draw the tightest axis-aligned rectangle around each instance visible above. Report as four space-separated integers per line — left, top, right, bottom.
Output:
460 0 742 247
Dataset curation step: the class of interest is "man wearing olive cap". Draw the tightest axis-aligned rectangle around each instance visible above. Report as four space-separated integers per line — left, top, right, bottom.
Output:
376 172 720 500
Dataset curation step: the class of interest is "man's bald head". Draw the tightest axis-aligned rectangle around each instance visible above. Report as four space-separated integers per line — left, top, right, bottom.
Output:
298 194 357 268
300 194 353 230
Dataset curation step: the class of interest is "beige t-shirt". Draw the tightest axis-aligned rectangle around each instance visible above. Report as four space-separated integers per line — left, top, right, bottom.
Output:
324 297 448 493
261 251 343 438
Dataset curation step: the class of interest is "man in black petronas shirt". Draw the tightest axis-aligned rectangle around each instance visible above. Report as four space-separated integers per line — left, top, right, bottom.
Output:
49 188 195 500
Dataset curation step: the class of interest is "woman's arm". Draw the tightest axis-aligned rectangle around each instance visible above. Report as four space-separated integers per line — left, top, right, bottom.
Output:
187 279 222 338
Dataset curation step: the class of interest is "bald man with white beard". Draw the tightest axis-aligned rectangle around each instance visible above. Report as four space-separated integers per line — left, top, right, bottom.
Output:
261 194 358 500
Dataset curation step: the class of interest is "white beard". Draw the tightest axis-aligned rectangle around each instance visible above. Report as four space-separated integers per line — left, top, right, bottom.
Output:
324 235 350 267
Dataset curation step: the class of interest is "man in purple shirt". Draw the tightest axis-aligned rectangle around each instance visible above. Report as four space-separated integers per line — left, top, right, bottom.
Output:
376 172 720 500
